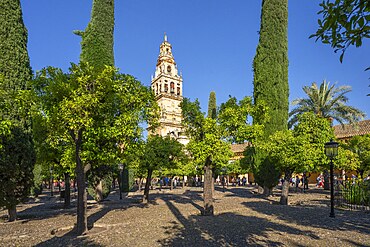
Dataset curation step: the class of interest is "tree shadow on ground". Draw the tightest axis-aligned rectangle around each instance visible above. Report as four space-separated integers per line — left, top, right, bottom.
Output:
35 230 103 247
157 198 319 246
0 194 79 223
242 200 370 236
32 189 150 246
215 186 256 198
130 188 204 214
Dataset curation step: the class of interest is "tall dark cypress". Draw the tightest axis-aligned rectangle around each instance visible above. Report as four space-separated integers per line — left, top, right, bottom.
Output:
0 0 32 90
75 0 115 70
252 0 289 194
0 0 36 221
207 91 217 119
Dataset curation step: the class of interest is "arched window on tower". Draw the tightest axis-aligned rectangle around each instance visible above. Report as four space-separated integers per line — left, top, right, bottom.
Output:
164 84 168 93
170 82 175 93
177 87 180 95
156 83 158 95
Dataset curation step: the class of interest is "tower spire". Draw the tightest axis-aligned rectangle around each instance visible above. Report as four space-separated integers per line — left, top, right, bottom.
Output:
164 32 167 42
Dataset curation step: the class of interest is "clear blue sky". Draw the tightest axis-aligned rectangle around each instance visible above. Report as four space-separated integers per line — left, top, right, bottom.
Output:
21 0 369 121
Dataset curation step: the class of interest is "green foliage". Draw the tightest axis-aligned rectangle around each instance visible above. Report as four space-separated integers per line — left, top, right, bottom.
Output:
253 0 289 136
226 160 248 175
343 134 370 175
75 0 115 71
121 168 135 192
289 80 365 128
140 135 185 172
0 0 32 92
207 91 217 119
30 163 43 197
186 118 233 172
310 0 370 63
181 98 233 172
261 130 307 174
292 112 335 170
247 112 335 186
32 63 159 171
341 180 370 206
0 0 35 214
87 165 113 201
218 96 267 144
181 98 206 142
0 126 35 209
252 0 289 190
334 147 360 171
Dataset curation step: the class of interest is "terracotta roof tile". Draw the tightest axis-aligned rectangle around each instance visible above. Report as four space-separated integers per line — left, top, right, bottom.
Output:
334 120 370 139
230 143 250 153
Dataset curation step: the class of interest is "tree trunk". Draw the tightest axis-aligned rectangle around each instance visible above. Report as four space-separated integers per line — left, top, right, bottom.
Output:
203 156 214 216
95 180 103 202
71 129 88 236
263 186 272 196
182 175 185 188
76 163 87 235
211 172 215 195
64 172 71 208
143 169 153 204
280 172 291 205
50 167 54 197
170 177 173 190
324 170 330 190
138 177 143 192
8 205 16 222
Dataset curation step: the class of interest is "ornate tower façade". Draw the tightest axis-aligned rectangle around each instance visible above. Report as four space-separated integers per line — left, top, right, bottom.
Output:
150 34 188 145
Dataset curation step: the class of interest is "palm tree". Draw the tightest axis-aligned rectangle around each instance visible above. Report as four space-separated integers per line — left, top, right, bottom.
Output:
289 80 365 128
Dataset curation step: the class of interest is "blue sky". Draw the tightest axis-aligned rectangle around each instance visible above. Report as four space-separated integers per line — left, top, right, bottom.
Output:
21 0 369 121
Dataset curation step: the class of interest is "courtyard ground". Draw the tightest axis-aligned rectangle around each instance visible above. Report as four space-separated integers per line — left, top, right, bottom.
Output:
0 185 369 246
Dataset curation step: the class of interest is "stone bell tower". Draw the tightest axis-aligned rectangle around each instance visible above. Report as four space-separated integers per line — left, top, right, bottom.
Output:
150 34 188 145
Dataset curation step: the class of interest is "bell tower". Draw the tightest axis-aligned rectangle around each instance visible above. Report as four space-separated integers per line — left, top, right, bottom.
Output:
150 34 188 145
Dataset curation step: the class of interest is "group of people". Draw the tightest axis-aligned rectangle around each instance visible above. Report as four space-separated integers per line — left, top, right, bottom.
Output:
216 176 248 187
158 177 180 188
286 173 311 192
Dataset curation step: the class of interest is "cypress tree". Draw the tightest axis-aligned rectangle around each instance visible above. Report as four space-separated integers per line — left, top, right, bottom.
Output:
0 0 36 221
75 0 115 70
207 91 217 119
252 0 289 194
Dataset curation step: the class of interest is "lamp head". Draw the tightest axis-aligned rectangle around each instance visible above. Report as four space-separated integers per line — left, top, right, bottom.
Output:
325 139 339 159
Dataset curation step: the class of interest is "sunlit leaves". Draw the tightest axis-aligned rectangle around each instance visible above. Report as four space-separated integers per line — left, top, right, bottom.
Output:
311 0 370 62
218 96 267 144
31 63 159 174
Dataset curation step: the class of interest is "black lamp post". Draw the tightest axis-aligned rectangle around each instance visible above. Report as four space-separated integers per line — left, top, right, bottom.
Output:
118 163 124 200
324 139 339 218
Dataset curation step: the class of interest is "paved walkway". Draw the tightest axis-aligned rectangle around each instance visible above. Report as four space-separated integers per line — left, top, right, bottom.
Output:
0 186 369 246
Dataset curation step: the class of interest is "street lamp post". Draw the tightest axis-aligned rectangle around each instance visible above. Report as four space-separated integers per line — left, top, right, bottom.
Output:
118 164 124 200
324 139 339 218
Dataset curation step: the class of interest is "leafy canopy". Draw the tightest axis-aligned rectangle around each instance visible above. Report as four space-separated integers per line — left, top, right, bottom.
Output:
181 98 232 172
218 96 267 144
32 63 159 172
140 135 185 172
310 0 370 63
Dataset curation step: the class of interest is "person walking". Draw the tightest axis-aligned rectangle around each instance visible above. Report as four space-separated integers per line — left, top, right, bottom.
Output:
295 175 300 192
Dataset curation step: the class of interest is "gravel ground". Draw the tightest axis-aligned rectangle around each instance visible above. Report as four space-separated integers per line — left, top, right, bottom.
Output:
0 185 369 247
